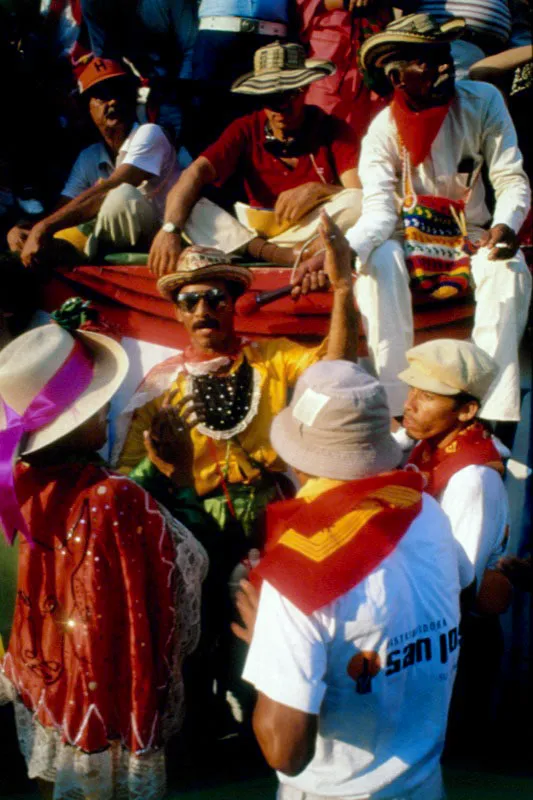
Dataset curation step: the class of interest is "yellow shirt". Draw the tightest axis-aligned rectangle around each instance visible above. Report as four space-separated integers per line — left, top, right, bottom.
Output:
118 338 326 496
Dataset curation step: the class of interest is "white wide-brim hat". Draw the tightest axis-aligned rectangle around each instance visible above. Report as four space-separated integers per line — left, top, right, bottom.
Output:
0 323 129 455
271 361 402 481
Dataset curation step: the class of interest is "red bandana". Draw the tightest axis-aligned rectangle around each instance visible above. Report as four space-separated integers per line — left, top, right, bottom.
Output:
254 470 424 615
407 421 504 498
392 92 452 166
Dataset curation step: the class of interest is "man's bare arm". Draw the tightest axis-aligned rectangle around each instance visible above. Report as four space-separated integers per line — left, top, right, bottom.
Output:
148 156 217 277
253 692 318 776
19 163 153 267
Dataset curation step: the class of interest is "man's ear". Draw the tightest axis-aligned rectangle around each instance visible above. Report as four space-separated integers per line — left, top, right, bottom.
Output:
387 68 403 89
175 306 184 324
457 399 479 423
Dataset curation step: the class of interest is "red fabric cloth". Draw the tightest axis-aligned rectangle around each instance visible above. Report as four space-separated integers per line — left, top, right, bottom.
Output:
392 92 452 167
407 421 504 497
254 470 424 615
4 462 176 754
201 107 359 209
295 0 391 132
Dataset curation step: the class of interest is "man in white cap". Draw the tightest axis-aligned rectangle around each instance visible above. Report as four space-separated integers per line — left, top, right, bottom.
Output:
148 41 362 276
398 338 512 754
343 13 531 423
240 360 461 800
399 338 512 608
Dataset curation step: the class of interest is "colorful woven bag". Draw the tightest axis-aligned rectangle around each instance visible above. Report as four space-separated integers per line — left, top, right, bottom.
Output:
401 147 477 301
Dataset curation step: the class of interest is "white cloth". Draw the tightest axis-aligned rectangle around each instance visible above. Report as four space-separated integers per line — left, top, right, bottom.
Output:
243 492 461 799
62 123 183 220
276 768 444 800
440 464 509 591
346 82 532 420
87 183 160 254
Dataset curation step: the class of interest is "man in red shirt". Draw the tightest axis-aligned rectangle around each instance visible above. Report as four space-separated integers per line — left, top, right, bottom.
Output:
149 41 362 277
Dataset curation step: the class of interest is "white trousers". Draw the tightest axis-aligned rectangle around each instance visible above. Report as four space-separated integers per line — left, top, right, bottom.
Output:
355 238 532 421
277 765 445 800
85 183 159 258
184 190 362 254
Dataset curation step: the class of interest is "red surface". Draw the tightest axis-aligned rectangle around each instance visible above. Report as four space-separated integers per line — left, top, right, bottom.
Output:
42 264 476 350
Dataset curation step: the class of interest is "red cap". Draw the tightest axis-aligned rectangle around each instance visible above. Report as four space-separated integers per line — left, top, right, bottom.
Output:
77 57 130 95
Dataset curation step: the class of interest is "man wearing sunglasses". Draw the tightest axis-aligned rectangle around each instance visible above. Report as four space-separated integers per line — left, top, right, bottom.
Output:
148 41 363 278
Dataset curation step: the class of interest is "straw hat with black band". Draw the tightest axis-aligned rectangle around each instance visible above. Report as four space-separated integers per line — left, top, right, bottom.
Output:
231 41 335 96
157 246 252 301
359 13 466 95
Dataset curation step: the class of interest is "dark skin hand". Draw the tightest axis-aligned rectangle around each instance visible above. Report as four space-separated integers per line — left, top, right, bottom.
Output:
231 579 259 644
143 392 205 486
291 211 352 298
477 223 519 261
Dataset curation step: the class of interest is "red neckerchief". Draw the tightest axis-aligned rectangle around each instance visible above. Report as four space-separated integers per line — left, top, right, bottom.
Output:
392 91 452 166
407 421 504 498
253 470 424 615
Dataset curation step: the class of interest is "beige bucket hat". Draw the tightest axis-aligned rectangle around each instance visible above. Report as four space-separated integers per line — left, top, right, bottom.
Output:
231 41 335 96
0 323 129 455
157 246 253 301
271 361 402 481
398 339 498 402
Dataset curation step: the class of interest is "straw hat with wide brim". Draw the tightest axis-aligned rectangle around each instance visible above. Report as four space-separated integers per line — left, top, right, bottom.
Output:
231 41 335 96
359 13 466 94
0 324 129 455
157 246 253 301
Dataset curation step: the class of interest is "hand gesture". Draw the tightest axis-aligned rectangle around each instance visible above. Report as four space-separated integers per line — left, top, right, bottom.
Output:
148 228 183 278
291 211 353 297
231 579 260 645
477 223 519 261
143 392 204 486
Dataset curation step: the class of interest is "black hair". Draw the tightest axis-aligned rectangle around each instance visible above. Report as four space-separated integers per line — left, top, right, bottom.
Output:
452 391 480 409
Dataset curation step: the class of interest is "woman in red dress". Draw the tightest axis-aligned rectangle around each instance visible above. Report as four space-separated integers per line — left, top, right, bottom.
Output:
0 307 207 799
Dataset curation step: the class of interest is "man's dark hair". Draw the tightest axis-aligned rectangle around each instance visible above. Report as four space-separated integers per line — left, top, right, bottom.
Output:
452 391 480 410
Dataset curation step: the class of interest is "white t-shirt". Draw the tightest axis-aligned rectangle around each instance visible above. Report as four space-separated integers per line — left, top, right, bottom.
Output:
244 493 461 799
62 123 184 220
439 464 509 592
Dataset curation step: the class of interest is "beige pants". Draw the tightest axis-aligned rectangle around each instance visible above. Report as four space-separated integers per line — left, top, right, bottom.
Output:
277 766 445 800
354 232 532 421
85 183 160 258
184 189 362 255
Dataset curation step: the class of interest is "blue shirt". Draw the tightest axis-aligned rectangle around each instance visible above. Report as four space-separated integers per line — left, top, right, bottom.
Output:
198 0 289 23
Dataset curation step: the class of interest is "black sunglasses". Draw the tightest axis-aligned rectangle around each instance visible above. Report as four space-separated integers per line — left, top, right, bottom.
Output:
263 89 304 112
175 288 229 312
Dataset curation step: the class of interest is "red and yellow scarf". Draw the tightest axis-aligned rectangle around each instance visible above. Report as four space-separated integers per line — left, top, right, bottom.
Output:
254 470 424 615
407 421 504 498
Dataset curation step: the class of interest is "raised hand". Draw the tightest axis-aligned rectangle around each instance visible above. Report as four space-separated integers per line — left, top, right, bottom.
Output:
143 392 205 485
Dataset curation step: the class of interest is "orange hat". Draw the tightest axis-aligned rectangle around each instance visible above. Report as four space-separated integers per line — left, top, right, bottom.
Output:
77 57 130 95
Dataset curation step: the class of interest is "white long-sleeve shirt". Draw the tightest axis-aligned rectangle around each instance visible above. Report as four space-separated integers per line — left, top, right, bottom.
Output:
346 81 531 265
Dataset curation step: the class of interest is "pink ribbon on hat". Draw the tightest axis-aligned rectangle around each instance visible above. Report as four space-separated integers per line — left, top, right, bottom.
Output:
0 339 94 545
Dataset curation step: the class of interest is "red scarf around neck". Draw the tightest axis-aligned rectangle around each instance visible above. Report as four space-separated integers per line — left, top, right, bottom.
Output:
392 91 452 166
254 470 424 615
407 421 504 498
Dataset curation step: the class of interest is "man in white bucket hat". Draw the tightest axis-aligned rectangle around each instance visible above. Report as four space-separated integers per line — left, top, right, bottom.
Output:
0 305 206 800
240 359 461 800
